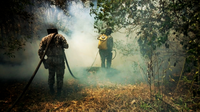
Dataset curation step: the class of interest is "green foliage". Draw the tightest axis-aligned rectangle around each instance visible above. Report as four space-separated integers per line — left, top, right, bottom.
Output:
90 0 141 33
182 76 192 84
91 1 200 110
140 102 152 110
90 0 174 59
90 0 200 68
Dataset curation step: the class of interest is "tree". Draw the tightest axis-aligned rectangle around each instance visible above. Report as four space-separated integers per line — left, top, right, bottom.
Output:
0 0 89 58
90 0 200 110
0 0 33 57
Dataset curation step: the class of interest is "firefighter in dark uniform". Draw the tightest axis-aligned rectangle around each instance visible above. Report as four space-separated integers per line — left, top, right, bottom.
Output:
38 29 69 96
97 28 113 68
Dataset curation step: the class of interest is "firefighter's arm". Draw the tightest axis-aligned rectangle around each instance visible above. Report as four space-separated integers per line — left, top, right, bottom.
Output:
61 36 69 49
110 36 114 49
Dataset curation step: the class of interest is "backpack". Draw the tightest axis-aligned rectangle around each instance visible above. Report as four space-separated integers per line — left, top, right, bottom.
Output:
98 34 108 50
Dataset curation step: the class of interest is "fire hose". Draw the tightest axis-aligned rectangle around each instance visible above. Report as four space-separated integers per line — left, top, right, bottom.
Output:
7 33 77 112
63 50 78 79
88 49 117 71
112 49 117 60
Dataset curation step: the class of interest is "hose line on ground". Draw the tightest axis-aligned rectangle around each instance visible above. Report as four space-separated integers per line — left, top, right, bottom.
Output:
6 33 57 112
88 49 117 71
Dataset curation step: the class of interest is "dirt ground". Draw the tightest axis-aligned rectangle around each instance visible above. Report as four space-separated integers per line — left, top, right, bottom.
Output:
0 68 199 112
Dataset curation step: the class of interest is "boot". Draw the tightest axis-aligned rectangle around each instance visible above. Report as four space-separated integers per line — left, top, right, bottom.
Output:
49 86 55 95
57 88 62 97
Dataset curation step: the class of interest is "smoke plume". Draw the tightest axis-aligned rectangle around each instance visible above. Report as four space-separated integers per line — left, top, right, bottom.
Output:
0 1 147 86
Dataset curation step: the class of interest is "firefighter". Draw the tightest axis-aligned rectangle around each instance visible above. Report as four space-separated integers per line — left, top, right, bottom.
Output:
97 28 113 68
38 28 69 96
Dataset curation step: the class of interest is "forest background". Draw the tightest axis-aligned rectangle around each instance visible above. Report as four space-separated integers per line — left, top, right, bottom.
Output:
0 0 199 111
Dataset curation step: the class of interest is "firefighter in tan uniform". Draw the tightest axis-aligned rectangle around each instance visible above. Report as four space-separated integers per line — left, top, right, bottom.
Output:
38 29 68 96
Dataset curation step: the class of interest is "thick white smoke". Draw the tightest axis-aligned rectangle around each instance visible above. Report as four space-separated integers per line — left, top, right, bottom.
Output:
0 1 146 86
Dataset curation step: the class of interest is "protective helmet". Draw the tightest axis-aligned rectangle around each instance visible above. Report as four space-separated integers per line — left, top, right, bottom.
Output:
47 28 58 34
105 28 112 35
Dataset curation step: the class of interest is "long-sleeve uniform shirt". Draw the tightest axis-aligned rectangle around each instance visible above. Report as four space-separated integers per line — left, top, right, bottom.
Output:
38 33 69 67
38 33 68 57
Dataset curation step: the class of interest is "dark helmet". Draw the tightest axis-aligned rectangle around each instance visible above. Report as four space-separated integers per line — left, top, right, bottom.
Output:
47 28 58 34
105 28 112 35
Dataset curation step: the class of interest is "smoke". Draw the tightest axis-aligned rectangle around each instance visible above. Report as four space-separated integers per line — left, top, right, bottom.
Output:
0 1 147 86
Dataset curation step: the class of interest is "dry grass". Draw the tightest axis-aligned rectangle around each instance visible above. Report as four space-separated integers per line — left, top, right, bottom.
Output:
1 78 154 112
0 70 199 112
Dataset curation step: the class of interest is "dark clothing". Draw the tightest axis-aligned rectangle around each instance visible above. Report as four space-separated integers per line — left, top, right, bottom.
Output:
48 63 64 90
38 33 68 95
99 49 112 68
38 33 68 57
98 35 113 68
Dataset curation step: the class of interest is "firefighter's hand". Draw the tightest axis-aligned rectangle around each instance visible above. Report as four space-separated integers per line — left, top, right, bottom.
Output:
38 50 44 59
39 55 43 59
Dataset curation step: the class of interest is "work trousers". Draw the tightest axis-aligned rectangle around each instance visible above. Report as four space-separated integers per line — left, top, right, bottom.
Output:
47 57 65 90
99 49 112 68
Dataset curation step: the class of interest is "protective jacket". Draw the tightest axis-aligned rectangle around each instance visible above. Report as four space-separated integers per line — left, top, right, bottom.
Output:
38 33 69 68
38 33 68 57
